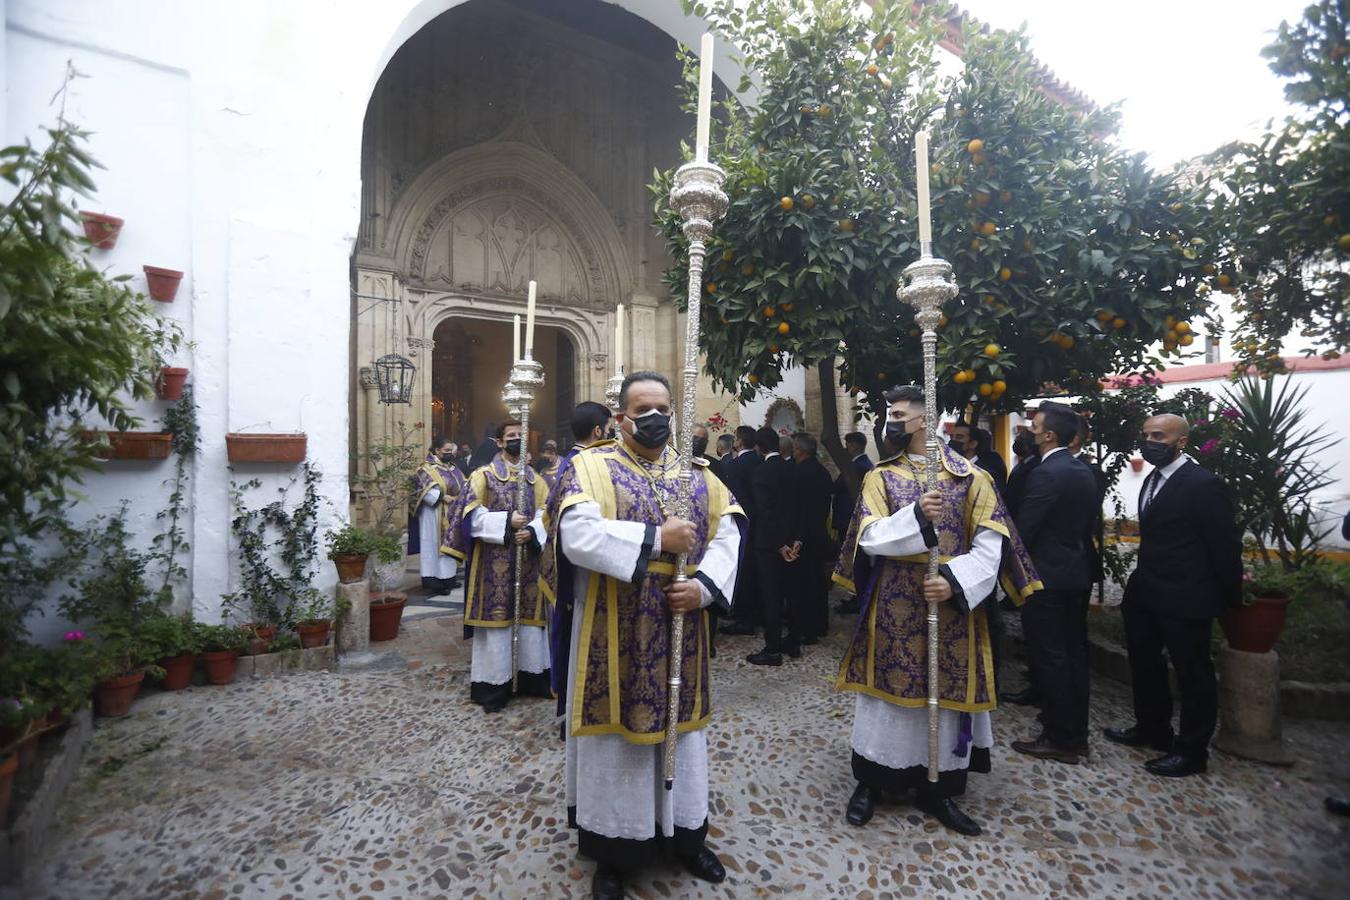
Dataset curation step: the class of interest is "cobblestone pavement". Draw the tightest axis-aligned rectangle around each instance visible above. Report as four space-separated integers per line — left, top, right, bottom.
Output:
20 612 1350 899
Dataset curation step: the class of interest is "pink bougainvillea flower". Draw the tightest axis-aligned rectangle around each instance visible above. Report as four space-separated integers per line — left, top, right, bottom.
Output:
1220 407 1241 420
62 630 86 641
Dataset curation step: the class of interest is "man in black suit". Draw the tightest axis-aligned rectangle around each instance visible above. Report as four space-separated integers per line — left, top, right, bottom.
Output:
1000 427 1042 707
1104 413 1242 777
1010 402 1099 764
692 423 723 482
747 427 796 665
951 421 1008 496
1070 420 1110 588
785 432 835 644
832 431 874 615
722 425 763 636
716 433 734 466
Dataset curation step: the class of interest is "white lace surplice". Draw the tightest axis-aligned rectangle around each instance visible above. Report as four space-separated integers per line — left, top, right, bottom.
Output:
560 501 740 840
851 493 1001 772
465 505 549 685
417 487 458 580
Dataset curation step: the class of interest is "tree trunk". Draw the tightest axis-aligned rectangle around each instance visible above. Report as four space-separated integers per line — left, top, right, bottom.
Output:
817 357 861 495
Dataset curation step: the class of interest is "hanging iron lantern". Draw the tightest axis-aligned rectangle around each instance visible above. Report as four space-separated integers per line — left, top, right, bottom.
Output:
374 353 416 404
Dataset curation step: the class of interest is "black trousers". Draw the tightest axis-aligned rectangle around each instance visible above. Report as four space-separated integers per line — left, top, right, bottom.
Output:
1122 600 1216 758
1021 588 1090 747
984 594 1003 693
756 548 789 651
787 551 829 640
732 534 761 626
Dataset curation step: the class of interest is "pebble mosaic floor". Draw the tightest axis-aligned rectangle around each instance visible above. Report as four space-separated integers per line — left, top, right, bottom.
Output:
19 611 1350 899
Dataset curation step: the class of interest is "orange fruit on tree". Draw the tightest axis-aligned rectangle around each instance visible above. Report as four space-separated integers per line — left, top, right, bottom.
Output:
1179 334 1195 346
1096 310 1112 322
984 294 997 305
974 191 992 206
964 368 977 382
967 138 984 154
742 264 756 276
866 63 879 76
706 282 717 293
722 249 734 261
783 302 795 311
747 374 760 384
768 343 779 353
971 152 987 166
1217 273 1232 288
1000 190 1013 203
780 196 794 211
978 383 993 397
1202 263 1216 275
971 238 984 250
777 322 790 335
1164 314 1177 327
818 104 832 117
1112 316 1127 330
999 266 1012 281
979 221 997 236
1059 334 1076 349
1166 329 1179 343
801 194 816 209
763 307 776 317
839 218 856 232
953 370 966 383
1175 321 1191 335
1323 214 1337 226
992 379 1007 395
1338 234 1350 250
983 343 1001 358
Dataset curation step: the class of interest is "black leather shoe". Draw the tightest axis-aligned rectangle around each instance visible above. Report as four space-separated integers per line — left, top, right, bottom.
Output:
591 864 624 899
1000 688 1041 706
1326 795 1350 816
1103 724 1174 753
720 620 757 635
1011 735 1083 765
1144 752 1207 778
845 782 875 826
746 648 783 666
482 699 507 714
680 848 726 884
916 795 982 836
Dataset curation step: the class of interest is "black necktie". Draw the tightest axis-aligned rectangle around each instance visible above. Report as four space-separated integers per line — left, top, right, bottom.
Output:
1142 470 1161 512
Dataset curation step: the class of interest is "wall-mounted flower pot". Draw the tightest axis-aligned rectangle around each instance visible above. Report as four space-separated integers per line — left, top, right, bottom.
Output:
79 211 124 249
84 430 173 461
226 433 307 463
156 367 189 400
1129 457 1145 473
143 265 184 302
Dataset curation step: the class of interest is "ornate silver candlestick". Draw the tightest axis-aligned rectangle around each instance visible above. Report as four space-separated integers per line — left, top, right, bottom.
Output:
605 371 624 415
899 243 958 783
501 353 544 692
661 158 728 791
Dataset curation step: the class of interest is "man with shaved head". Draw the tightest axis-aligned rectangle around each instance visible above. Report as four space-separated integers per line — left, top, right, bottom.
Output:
1104 412 1242 778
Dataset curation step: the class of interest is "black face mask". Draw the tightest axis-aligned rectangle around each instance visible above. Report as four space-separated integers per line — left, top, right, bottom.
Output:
1140 440 1178 467
1012 432 1035 458
691 436 709 457
885 421 913 452
439 453 455 464
627 410 672 449
504 439 522 457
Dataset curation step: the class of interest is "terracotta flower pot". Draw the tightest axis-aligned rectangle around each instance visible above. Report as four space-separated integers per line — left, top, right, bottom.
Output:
369 592 408 642
202 650 241 685
44 709 67 730
143 265 184 302
0 753 17 829
332 553 369 584
1220 593 1294 654
17 731 39 769
297 620 332 649
159 653 196 691
1130 457 1145 473
156 367 189 401
79 211 124 249
84 430 174 461
95 669 146 717
225 433 307 463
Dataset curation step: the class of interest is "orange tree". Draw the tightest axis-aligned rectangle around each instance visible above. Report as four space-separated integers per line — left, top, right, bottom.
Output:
1204 0 1350 373
652 0 1214 477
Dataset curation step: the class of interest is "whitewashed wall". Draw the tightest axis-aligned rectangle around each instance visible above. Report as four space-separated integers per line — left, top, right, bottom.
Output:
5 0 742 641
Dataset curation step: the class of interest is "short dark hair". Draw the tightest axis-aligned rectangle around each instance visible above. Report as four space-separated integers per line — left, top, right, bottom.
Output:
884 384 924 406
1036 401 1080 448
1075 416 1092 444
618 370 671 409
843 431 867 450
793 432 818 456
755 426 780 453
967 425 991 453
570 401 612 441
430 433 450 452
495 421 521 440
543 440 558 452
735 425 757 448
716 434 734 454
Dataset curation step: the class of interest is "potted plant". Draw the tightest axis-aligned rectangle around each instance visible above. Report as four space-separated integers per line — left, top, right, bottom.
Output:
326 524 374 583
143 265 184 302
369 591 408 643
194 622 247 685
352 428 421 590
295 588 334 649
368 533 406 591
225 433 308 463
142 612 200 690
156 367 190 401
79 210 124 249
1221 564 1298 654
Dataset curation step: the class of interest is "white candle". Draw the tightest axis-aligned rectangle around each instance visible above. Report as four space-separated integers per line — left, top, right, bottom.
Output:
615 303 625 375
695 33 714 161
916 130 932 245
513 314 521 362
525 280 537 355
